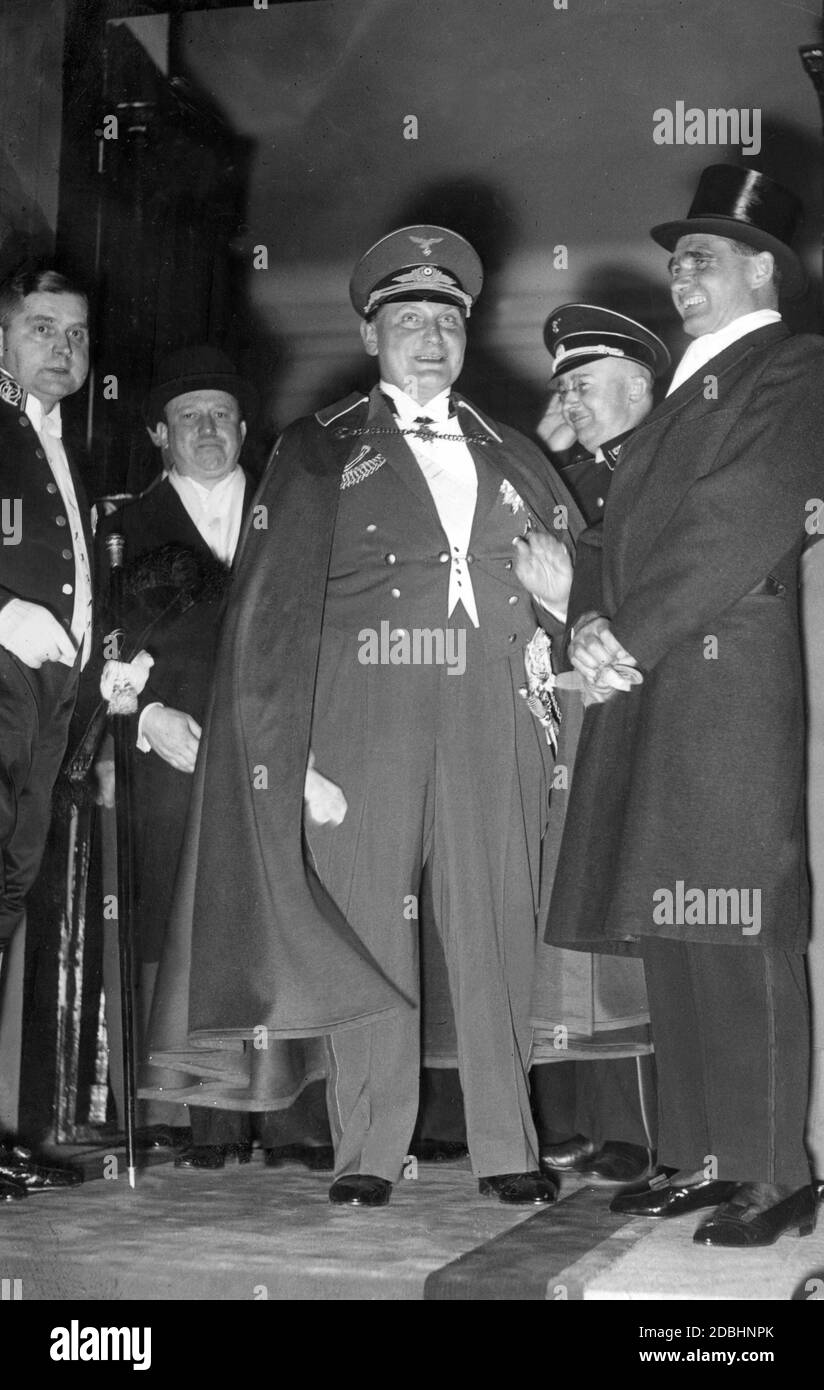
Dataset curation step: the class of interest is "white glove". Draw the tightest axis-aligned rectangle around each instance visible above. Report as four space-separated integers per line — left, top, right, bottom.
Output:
0 598 77 668
100 650 155 703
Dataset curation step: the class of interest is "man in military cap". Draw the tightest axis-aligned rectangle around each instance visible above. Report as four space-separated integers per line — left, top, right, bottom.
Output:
548 166 824 1245
527 306 670 1189
159 225 583 1207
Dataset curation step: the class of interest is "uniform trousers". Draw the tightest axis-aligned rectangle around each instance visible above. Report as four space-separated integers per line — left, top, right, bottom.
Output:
531 1055 655 1150
640 937 811 1188
0 649 79 943
307 618 550 1183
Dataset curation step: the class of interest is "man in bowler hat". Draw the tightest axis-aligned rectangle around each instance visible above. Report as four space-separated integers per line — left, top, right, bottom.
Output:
98 347 333 1170
546 166 824 1245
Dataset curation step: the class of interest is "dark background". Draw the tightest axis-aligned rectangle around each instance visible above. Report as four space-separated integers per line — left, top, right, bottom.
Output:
2 0 823 496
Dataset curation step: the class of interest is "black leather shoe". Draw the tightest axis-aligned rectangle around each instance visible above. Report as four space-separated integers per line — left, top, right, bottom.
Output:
409 1139 469 1163
0 1145 83 1190
577 1143 655 1188
1 1176 27 1202
479 1171 558 1204
264 1143 335 1172
610 1176 737 1217
329 1175 392 1206
539 1134 599 1174
174 1142 253 1170
693 1183 817 1247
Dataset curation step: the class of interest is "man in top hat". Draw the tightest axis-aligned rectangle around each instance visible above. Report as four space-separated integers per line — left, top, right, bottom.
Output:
152 225 584 1207
525 305 670 1189
546 165 824 1245
0 267 92 1201
98 347 330 1169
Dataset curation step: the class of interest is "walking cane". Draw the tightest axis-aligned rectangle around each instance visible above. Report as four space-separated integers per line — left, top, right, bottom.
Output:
104 532 138 1190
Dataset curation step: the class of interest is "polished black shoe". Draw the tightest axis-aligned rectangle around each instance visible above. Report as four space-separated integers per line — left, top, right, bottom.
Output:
409 1139 469 1163
610 1176 736 1217
264 1143 335 1172
479 1171 558 1205
539 1134 599 1174
174 1142 253 1170
329 1175 392 1207
0 1145 83 1190
1 1176 27 1202
693 1183 817 1248
577 1143 655 1188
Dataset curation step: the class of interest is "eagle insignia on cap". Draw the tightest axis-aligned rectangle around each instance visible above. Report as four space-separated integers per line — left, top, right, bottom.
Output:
409 235 443 257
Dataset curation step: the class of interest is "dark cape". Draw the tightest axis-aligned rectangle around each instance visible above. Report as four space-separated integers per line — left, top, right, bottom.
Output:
143 386 586 1109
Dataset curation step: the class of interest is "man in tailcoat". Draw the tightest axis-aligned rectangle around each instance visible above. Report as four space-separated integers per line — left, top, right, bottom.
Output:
548 166 824 1246
158 225 583 1207
0 267 92 1200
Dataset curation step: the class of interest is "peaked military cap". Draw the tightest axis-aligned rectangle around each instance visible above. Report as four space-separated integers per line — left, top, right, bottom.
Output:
651 165 806 298
350 225 484 319
545 304 671 380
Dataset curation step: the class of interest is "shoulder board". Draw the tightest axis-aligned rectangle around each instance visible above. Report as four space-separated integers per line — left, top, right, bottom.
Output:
315 392 369 428
0 373 24 410
453 396 503 443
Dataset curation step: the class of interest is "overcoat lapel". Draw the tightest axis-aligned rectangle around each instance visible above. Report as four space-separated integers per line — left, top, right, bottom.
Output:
604 323 791 601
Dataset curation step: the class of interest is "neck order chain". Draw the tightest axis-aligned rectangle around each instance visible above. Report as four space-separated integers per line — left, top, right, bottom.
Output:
334 423 491 445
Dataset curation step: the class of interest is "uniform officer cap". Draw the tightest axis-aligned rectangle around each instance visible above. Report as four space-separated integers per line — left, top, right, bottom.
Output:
545 304 671 380
350 225 484 319
651 165 806 298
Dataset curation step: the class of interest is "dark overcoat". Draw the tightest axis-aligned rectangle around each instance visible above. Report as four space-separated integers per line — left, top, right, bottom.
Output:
97 474 253 961
548 324 824 954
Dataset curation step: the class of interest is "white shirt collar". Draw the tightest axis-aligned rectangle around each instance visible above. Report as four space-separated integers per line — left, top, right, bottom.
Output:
380 380 453 424
25 394 63 438
667 310 782 396
168 466 242 505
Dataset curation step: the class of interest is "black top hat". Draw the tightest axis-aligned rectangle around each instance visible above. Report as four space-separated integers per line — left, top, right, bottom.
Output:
545 304 671 381
145 345 257 425
650 165 806 298
350 225 484 319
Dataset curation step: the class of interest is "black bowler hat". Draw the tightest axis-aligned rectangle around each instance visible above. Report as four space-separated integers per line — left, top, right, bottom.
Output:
145 345 257 425
349 225 484 319
651 165 806 297
545 304 671 381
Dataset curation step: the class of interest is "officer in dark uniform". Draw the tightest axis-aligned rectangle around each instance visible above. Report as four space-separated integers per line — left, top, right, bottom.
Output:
527 306 671 1189
149 225 584 1208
